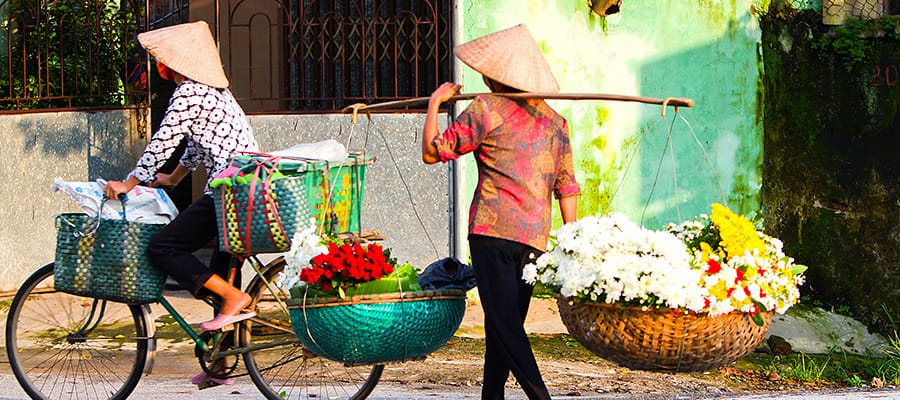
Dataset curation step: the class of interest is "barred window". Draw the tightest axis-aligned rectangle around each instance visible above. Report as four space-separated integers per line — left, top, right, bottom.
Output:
225 0 453 113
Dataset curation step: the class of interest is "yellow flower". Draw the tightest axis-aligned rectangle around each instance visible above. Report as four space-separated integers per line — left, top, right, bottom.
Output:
710 203 765 260
709 280 728 300
700 242 712 262
744 266 758 279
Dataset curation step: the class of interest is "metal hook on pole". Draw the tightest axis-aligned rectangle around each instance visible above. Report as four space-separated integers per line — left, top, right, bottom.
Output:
661 97 681 117
345 103 370 124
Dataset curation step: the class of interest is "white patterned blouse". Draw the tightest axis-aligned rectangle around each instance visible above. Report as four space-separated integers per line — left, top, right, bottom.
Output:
130 80 258 192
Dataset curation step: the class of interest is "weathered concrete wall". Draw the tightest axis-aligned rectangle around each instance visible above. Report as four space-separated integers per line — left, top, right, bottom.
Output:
0 112 449 292
0 110 146 292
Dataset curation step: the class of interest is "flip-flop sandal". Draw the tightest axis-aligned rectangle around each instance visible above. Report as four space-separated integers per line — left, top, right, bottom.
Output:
199 311 256 331
191 371 235 386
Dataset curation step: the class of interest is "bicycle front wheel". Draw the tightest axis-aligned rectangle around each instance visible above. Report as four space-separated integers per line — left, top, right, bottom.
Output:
5 263 149 400
241 257 383 400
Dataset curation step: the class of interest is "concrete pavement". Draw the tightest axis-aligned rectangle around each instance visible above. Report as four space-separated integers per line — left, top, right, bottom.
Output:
1 365 898 400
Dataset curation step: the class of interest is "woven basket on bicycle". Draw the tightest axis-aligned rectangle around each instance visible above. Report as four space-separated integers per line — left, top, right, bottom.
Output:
557 297 772 372
54 213 166 304
287 289 467 365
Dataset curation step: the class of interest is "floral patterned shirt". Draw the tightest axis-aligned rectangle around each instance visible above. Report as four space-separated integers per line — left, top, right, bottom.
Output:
433 95 580 251
130 80 258 192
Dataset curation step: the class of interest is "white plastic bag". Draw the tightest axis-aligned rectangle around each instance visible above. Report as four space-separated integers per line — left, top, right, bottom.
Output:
51 178 179 224
267 139 349 161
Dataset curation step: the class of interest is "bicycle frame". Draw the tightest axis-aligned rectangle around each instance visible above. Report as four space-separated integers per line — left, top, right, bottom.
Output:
135 254 298 374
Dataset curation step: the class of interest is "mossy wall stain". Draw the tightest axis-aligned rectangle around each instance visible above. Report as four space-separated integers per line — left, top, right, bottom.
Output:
760 7 899 336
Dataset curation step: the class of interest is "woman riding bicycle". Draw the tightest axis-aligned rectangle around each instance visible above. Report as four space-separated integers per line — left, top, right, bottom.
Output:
104 21 258 338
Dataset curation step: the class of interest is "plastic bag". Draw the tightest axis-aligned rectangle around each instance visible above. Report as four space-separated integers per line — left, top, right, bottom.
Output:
51 178 179 224
418 257 476 291
267 139 349 161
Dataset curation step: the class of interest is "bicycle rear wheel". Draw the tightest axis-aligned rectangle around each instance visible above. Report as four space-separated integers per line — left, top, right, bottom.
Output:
5 263 149 400
241 257 383 400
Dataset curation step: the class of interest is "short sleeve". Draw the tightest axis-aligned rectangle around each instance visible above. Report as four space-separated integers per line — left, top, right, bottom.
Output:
432 96 495 162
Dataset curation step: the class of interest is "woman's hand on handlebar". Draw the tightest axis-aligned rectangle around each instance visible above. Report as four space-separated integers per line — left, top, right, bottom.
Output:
104 176 139 200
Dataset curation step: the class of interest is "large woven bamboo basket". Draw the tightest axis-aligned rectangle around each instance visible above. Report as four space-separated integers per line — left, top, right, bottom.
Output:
287 289 466 365
557 297 772 372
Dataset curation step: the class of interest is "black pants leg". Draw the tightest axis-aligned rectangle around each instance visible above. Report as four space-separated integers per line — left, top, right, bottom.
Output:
147 194 236 298
470 234 550 400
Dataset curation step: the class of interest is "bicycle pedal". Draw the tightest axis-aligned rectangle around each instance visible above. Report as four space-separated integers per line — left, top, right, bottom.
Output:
197 380 222 390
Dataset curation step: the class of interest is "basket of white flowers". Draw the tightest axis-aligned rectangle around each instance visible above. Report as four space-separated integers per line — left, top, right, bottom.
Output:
524 204 806 372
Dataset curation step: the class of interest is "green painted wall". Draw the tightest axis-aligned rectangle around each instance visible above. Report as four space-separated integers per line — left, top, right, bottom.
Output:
450 1 898 336
455 0 766 231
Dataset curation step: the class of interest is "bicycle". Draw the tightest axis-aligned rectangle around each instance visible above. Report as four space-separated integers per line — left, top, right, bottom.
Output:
5 254 385 400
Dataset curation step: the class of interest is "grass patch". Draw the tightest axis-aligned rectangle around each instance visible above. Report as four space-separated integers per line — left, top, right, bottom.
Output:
879 333 900 384
530 333 601 362
740 340 900 387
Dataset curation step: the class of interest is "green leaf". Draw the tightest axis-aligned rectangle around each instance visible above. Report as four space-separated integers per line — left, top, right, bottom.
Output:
342 264 422 296
750 299 768 326
791 264 808 275
750 312 765 326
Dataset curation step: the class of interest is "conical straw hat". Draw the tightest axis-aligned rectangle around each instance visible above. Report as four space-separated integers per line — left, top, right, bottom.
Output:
454 24 559 93
137 21 229 88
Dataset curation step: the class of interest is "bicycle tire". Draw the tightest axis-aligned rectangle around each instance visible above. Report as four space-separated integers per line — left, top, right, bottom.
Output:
5 263 149 400
241 257 384 400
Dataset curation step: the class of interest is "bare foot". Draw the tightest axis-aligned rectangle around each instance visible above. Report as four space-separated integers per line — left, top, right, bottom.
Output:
219 291 251 316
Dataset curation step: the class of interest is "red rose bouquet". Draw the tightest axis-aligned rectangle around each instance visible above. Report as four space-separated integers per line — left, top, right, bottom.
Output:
283 227 421 298
301 241 395 292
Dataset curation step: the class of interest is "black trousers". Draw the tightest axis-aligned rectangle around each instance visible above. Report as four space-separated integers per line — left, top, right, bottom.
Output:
469 234 551 400
147 194 238 298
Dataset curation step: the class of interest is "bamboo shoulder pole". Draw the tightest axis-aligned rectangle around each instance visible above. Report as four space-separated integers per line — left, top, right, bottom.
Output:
342 92 694 118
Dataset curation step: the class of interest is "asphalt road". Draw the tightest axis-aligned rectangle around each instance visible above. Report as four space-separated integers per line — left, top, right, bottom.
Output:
1 365 898 400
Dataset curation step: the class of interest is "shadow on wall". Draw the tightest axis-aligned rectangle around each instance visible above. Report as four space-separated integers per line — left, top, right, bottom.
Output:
576 10 762 229
16 112 140 183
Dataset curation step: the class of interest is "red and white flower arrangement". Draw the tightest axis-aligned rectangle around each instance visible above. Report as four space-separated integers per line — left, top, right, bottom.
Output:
280 225 401 297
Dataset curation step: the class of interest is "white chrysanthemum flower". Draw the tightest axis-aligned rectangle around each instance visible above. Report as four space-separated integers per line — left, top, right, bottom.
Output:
523 209 804 318
278 222 328 289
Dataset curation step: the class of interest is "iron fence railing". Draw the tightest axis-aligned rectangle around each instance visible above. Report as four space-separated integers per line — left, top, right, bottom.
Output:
0 0 145 111
1 0 452 113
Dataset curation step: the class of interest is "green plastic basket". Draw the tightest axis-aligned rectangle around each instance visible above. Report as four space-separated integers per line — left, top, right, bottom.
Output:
287 290 467 365
54 213 166 304
297 153 368 234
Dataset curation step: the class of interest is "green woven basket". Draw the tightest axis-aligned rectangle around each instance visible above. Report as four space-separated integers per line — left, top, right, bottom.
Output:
287 290 467 365
214 173 313 255
213 153 368 255
54 213 166 304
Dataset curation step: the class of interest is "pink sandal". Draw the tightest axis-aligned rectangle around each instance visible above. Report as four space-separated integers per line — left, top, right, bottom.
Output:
191 371 235 387
199 311 256 331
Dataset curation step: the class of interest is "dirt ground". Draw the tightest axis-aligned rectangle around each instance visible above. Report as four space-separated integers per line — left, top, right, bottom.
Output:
371 298 824 398
143 296 827 398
